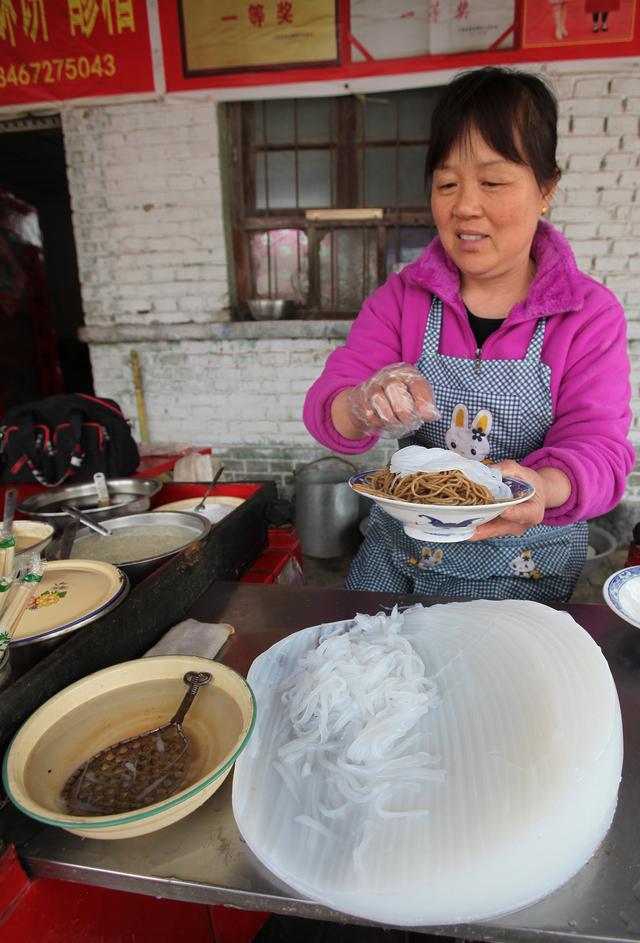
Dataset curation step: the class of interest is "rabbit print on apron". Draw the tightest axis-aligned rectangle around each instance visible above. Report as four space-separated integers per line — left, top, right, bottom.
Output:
445 404 492 461
345 295 587 601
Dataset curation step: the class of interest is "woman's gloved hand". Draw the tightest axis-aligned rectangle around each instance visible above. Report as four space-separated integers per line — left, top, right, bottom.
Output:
345 363 440 438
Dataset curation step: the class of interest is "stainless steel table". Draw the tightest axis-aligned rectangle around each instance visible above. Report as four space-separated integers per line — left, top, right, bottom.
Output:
2 582 640 942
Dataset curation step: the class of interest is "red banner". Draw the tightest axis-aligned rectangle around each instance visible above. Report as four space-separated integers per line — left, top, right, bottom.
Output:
0 0 155 109
160 0 640 94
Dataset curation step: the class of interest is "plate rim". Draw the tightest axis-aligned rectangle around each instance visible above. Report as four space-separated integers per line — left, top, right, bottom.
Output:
10 559 128 646
602 565 640 630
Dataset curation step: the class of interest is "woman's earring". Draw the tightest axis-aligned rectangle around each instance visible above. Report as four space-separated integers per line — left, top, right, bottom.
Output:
540 206 548 216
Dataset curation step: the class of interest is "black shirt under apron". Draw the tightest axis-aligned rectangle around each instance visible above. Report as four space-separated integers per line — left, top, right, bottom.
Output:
466 308 506 348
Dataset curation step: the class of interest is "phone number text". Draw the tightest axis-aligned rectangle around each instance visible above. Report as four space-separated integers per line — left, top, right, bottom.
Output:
0 54 116 88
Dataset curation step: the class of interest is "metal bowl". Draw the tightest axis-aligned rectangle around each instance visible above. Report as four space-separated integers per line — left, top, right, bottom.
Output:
11 520 55 560
247 299 295 320
62 510 211 583
18 478 162 531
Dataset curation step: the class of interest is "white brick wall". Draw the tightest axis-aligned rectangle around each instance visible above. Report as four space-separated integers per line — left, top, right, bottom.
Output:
65 58 640 482
63 99 229 327
544 60 640 449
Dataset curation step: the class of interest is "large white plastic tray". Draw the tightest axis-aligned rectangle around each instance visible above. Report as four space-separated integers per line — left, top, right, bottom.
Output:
232 600 623 926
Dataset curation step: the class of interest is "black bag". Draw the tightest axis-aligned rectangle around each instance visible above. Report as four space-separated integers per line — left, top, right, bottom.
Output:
0 393 139 486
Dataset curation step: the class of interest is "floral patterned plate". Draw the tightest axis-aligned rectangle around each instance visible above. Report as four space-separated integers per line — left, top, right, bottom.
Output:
11 560 128 647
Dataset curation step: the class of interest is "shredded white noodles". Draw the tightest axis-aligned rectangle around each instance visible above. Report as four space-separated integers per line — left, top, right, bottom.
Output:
274 607 444 865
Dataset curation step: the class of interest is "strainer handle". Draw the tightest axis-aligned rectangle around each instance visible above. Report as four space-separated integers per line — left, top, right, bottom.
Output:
171 671 212 725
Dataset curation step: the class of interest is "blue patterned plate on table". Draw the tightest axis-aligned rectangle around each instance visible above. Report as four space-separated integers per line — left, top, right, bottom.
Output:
602 566 640 630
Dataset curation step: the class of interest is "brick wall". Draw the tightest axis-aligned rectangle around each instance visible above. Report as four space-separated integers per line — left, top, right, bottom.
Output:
63 99 229 327
64 58 640 488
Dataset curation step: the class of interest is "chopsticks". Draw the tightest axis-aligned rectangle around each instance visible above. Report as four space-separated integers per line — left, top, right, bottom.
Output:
0 553 45 658
0 488 17 579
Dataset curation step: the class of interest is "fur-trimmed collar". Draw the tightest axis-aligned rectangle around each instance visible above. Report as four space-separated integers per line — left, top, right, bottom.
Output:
402 220 585 321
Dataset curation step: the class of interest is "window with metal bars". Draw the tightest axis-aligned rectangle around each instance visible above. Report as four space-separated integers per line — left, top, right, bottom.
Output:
225 87 442 319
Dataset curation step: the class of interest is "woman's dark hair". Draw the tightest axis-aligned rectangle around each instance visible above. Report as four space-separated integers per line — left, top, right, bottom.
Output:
425 67 560 192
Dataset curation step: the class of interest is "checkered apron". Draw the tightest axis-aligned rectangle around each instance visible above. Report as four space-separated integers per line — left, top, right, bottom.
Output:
346 296 588 600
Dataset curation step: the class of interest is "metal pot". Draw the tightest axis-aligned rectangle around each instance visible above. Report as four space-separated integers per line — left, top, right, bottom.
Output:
57 510 211 584
583 522 618 578
18 478 162 532
294 457 360 559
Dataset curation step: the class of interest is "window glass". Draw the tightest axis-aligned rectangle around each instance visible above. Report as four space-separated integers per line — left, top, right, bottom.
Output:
398 89 436 138
319 228 377 312
364 146 397 206
250 229 308 301
256 151 333 209
298 150 333 208
364 95 396 141
297 99 333 143
256 152 295 209
256 100 295 145
385 226 436 273
399 147 427 205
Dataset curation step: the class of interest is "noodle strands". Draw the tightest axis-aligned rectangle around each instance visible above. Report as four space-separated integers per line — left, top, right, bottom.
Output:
354 467 494 506
274 607 444 861
352 445 514 507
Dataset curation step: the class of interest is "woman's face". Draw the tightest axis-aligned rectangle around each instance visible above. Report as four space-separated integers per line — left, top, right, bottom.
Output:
430 128 553 289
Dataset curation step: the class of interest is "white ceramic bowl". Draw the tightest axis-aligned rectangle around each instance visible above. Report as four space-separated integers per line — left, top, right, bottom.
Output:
3 655 255 839
349 471 535 542
603 565 640 629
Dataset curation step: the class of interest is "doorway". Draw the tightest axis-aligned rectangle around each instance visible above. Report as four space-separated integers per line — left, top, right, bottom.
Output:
0 115 94 406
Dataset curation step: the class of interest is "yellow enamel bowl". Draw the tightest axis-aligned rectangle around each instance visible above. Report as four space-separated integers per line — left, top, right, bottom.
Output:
3 655 255 840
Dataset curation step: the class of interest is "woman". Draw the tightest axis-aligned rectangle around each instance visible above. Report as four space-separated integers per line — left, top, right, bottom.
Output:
303 67 635 601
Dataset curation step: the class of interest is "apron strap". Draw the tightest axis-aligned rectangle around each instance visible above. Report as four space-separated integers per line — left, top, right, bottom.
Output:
523 317 547 363
421 295 443 358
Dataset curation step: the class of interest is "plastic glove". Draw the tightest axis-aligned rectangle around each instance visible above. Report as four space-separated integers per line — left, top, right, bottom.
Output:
346 363 440 438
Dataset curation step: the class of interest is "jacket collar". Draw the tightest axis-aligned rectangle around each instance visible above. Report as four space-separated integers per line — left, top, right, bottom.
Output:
403 220 585 321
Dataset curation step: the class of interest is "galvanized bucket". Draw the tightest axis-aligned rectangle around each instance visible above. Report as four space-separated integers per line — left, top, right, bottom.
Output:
295 457 360 559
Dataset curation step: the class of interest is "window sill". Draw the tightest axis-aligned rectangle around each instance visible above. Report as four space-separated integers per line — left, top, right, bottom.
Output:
79 319 352 345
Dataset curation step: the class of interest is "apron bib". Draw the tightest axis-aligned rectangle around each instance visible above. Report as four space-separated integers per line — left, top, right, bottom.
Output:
346 296 587 601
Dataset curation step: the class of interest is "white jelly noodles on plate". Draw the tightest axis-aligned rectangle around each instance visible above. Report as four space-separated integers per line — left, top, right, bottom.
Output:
232 601 623 926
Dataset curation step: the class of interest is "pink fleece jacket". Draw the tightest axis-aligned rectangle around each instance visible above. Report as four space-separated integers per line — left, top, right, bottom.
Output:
303 221 636 525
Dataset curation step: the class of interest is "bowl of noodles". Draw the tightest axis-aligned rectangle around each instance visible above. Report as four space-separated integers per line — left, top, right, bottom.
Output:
349 446 534 542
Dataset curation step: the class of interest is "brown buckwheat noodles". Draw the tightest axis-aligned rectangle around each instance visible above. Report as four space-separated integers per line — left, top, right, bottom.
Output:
353 467 496 506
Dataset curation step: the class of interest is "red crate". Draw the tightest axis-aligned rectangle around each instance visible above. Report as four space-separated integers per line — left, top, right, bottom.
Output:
239 570 275 584
267 525 302 566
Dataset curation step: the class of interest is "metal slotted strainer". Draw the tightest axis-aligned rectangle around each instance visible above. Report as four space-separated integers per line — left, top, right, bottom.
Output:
62 670 212 816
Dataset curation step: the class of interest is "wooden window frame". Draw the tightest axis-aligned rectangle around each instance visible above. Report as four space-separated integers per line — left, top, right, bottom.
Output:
226 94 437 320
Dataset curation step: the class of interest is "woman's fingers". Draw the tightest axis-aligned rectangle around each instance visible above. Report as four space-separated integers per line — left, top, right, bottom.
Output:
407 377 440 420
383 378 421 426
368 384 399 425
471 519 530 540
347 363 440 435
470 460 546 540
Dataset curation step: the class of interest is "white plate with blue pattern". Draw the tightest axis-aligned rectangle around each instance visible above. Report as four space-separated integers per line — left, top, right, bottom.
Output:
349 471 535 542
602 566 640 629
